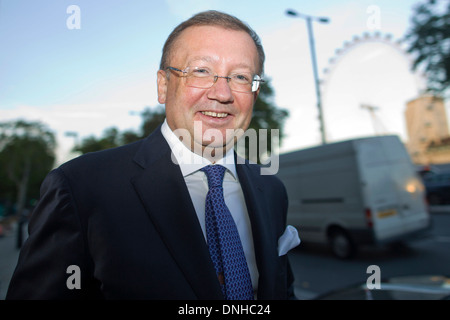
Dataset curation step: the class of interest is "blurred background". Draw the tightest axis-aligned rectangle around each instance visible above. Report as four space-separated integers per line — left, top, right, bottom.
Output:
1 0 450 300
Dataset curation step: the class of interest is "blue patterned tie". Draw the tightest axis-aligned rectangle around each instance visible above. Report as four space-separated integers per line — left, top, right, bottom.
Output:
201 165 254 300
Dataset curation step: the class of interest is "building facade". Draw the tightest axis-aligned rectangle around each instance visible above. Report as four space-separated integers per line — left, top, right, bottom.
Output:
404 95 450 165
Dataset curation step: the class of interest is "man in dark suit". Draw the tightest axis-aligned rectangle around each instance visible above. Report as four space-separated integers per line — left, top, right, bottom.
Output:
6 10 298 300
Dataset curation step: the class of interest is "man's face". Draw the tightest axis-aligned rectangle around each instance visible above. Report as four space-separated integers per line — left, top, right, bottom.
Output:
157 25 260 155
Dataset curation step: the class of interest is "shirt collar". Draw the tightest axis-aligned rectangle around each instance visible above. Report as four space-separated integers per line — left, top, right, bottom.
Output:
160 119 237 180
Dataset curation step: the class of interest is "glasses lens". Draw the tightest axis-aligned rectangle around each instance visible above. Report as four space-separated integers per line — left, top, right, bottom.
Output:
183 66 262 93
229 73 254 93
185 67 214 89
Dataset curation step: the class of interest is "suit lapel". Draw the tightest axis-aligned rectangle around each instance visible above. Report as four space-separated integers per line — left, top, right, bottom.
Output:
236 159 279 300
131 128 223 299
130 127 279 299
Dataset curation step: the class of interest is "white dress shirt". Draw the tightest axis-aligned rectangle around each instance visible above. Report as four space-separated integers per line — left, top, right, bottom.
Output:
160 120 259 292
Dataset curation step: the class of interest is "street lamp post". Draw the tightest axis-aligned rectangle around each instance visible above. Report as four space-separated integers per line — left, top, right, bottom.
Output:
286 9 329 145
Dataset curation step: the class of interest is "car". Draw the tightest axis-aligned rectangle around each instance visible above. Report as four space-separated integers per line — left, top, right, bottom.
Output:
422 171 450 205
315 274 450 300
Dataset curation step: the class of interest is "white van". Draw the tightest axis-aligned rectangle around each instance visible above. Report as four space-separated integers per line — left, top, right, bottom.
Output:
276 135 431 259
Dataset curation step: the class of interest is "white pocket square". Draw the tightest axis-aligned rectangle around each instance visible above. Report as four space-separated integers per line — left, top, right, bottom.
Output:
278 225 301 256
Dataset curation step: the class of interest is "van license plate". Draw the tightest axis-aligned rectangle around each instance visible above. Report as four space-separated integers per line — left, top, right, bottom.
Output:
377 209 397 218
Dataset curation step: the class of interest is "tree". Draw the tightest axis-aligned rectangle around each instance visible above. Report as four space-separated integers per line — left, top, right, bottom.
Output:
140 105 167 138
74 127 122 154
245 78 289 163
405 0 450 95
0 120 56 218
74 79 289 164
73 106 166 153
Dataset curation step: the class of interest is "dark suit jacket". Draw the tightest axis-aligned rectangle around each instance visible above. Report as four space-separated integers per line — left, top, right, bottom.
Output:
6 126 295 300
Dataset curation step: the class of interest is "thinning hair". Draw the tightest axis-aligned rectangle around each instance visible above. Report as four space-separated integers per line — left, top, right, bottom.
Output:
159 10 265 75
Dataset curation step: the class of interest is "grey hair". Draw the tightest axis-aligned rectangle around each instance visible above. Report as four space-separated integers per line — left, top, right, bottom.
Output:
159 10 265 75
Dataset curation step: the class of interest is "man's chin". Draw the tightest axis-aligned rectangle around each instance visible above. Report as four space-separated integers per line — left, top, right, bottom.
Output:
201 138 235 150
190 140 232 160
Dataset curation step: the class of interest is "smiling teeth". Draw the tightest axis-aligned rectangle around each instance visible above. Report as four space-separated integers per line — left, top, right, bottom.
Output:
201 111 228 118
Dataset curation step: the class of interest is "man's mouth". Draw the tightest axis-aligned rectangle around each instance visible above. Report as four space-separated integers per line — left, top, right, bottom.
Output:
201 111 229 118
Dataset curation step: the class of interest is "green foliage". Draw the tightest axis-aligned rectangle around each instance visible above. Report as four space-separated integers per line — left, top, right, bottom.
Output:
74 127 122 154
73 107 167 154
0 120 56 215
140 105 167 137
246 78 289 163
405 0 450 95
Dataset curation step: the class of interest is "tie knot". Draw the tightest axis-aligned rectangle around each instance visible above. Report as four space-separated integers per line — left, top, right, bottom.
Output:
201 165 226 188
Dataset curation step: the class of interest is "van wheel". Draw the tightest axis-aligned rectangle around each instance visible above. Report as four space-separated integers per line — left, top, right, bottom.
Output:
329 229 356 259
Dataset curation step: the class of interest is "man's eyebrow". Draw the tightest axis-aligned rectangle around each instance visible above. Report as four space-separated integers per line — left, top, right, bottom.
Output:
188 56 215 64
187 56 254 72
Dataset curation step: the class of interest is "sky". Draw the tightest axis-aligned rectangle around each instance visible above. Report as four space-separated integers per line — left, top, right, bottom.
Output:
0 0 442 165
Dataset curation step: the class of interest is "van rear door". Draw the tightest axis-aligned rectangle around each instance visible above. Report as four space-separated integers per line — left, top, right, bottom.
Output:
356 136 430 243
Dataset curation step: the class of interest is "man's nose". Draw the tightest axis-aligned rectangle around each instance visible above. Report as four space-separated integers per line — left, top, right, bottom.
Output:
207 76 234 103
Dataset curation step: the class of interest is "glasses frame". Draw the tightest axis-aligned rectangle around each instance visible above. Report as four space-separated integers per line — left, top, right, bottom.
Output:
166 66 264 93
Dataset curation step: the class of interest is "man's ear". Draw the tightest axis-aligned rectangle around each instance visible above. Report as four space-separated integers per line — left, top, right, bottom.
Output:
157 70 168 104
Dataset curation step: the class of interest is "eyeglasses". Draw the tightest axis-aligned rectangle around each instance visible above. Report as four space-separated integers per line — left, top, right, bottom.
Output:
166 66 264 93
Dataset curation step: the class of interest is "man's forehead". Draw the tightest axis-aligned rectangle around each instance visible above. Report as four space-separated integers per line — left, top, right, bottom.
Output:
169 26 258 68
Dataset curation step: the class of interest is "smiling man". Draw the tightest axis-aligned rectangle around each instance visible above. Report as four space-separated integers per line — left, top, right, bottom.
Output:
158 23 260 158
6 10 298 300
